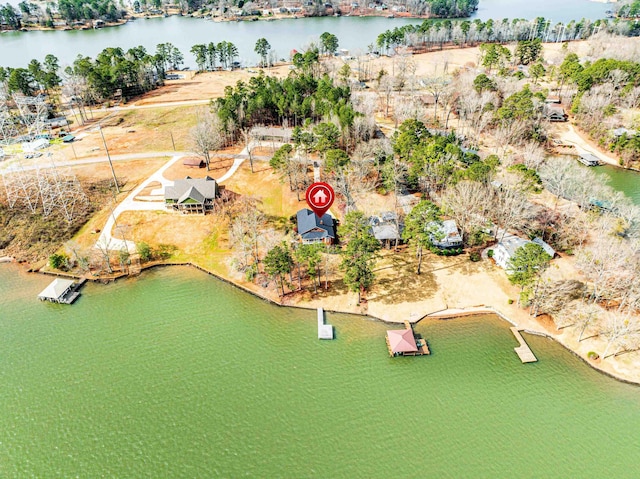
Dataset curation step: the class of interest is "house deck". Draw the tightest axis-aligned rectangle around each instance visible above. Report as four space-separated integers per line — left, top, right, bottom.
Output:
510 327 537 363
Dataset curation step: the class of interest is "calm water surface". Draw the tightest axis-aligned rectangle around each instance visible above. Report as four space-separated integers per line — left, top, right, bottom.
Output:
0 0 610 68
595 164 640 205
1 264 639 477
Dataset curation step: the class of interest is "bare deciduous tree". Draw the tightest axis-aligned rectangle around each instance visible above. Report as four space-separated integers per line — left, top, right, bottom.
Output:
190 108 224 171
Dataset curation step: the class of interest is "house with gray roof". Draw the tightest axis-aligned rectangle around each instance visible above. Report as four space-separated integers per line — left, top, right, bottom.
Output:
532 237 555 258
296 209 335 244
428 219 463 249
164 176 218 214
369 212 402 248
493 234 531 270
543 104 568 122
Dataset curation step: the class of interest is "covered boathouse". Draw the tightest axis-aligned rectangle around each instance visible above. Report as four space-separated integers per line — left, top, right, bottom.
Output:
386 322 430 357
38 278 80 304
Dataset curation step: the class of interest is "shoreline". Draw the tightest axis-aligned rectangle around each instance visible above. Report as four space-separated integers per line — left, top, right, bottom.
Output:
5 256 638 387
1 11 437 34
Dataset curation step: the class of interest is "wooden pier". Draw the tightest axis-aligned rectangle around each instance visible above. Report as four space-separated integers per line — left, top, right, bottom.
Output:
317 308 334 340
510 327 537 363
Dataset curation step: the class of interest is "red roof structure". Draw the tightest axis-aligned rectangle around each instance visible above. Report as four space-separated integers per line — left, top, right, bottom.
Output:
387 329 418 355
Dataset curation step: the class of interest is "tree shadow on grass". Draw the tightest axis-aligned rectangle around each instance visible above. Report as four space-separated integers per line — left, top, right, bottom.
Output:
444 256 486 276
312 278 351 298
370 253 439 305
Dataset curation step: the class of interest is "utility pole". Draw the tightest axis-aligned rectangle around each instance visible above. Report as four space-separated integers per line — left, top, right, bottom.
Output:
99 126 119 194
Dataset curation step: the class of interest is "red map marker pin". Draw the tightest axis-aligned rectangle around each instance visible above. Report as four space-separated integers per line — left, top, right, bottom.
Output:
305 182 335 218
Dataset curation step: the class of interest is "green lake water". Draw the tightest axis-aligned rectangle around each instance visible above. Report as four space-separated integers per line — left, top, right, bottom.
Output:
594 164 640 206
1 264 640 477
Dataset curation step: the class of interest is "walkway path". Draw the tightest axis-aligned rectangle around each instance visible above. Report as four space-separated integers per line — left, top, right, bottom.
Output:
559 124 620 167
95 151 248 253
95 154 185 253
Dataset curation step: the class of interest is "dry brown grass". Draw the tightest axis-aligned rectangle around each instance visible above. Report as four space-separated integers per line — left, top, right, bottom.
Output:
131 67 291 105
222 161 305 219
53 105 202 159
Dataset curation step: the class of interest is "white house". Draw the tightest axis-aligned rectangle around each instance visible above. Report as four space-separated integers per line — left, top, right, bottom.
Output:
493 234 555 270
493 235 531 270
532 237 555 258
428 219 463 249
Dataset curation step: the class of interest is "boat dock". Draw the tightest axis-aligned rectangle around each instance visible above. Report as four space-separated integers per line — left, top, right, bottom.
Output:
317 308 334 340
386 322 430 357
578 153 601 166
37 278 86 304
510 327 537 363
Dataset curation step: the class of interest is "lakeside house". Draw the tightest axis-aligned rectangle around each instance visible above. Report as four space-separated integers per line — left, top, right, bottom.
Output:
296 208 336 244
428 219 463 249
493 235 531 270
164 176 218 214
612 127 637 138
493 234 554 270
369 212 402 248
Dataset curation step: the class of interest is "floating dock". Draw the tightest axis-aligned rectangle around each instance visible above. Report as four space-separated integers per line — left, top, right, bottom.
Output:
317 308 334 340
510 327 537 363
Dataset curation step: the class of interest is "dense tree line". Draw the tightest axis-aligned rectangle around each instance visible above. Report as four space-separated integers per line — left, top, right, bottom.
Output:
618 0 640 18
0 3 21 28
376 16 640 53
0 55 61 96
63 43 185 101
190 41 239 71
214 71 356 133
57 0 122 22
427 0 478 18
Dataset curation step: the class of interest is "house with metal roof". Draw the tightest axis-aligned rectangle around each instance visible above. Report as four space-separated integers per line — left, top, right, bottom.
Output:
428 219 463 249
296 208 335 244
164 176 218 214
493 234 531 270
612 127 637 138
532 237 555 258
369 212 402 248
